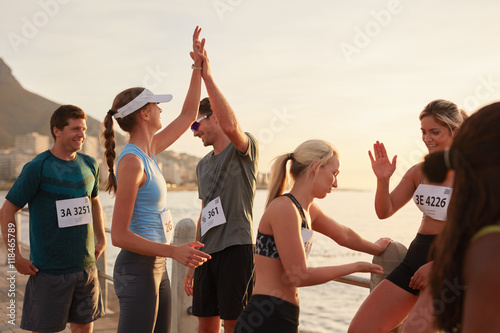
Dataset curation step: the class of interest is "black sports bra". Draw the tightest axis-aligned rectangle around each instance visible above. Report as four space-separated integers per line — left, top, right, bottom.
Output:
255 193 313 259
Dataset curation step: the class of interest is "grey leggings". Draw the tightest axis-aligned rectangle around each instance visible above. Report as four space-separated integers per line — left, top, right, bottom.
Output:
114 249 171 333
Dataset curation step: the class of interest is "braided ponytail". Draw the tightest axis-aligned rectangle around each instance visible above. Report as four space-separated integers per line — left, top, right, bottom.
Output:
102 110 117 194
101 87 146 194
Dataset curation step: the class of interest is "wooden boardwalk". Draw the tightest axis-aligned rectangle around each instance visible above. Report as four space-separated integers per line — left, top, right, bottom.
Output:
0 242 119 332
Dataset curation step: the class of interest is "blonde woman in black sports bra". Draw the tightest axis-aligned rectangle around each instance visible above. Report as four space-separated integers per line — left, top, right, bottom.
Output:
234 139 391 333
349 99 467 333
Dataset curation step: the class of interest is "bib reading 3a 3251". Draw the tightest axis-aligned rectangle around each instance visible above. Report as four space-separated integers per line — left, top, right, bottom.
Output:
200 196 227 237
55 197 93 228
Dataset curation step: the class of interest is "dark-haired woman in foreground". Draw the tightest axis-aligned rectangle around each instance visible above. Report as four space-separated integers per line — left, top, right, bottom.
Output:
424 102 500 332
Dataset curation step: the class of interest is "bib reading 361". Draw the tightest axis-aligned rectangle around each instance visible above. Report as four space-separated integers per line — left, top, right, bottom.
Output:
200 196 227 237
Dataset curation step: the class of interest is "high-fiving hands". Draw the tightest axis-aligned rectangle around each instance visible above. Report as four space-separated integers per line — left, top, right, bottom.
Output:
368 141 397 181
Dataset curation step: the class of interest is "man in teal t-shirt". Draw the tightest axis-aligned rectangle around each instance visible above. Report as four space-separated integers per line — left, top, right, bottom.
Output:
0 105 106 333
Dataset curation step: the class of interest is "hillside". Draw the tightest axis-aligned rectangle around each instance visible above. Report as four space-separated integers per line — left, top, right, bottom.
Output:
0 58 202 185
0 58 103 148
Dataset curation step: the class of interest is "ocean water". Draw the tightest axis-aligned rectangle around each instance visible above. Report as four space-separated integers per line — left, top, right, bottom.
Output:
1 189 422 332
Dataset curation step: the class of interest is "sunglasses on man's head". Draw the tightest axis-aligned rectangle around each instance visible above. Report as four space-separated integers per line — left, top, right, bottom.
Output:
191 112 213 131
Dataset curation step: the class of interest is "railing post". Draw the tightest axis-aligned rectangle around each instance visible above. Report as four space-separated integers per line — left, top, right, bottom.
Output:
96 214 108 311
171 218 198 333
371 241 408 332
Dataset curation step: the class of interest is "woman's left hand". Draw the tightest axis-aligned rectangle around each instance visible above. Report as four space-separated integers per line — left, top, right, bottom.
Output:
409 261 433 290
374 237 393 255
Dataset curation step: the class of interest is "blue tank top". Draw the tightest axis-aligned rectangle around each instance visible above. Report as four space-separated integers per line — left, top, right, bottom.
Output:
117 144 168 243
255 193 313 259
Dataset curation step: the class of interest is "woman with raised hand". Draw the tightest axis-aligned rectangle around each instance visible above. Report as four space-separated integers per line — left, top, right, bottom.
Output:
101 27 211 333
425 102 500 332
234 139 390 332
349 99 467 333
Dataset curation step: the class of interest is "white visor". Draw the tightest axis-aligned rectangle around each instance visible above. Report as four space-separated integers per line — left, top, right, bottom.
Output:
114 88 173 119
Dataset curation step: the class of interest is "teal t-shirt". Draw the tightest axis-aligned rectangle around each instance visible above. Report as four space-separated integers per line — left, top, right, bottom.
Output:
196 133 259 254
6 150 99 274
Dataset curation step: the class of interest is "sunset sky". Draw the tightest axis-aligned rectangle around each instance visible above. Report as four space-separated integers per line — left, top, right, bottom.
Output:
2 0 500 189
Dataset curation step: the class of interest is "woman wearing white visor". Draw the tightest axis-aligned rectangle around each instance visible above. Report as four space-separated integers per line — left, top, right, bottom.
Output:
101 27 211 333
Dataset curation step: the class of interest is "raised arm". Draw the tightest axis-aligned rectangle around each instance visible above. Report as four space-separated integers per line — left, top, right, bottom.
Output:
310 203 391 255
197 47 249 152
369 141 416 218
152 26 204 154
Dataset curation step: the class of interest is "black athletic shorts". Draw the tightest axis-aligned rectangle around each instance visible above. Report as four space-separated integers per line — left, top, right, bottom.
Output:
386 233 436 295
192 244 254 320
235 294 299 333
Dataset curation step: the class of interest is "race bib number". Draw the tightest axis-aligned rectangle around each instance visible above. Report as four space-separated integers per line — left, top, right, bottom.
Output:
200 196 227 237
56 197 92 228
301 228 313 257
414 185 452 221
161 209 174 244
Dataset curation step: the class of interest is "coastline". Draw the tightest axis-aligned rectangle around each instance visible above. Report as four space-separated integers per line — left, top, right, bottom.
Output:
166 183 199 191
0 183 272 192
0 183 369 192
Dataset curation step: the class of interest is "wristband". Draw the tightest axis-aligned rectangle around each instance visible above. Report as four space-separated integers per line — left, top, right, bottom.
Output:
191 64 202 70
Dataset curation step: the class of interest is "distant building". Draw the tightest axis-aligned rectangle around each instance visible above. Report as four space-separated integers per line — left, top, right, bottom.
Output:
156 151 199 185
1 132 50 180
0 132 232 188
82 135 99 159
0 149 13 180
257 172 270 187
162 160 183 185
15 132 50 155
12 151 36 178
0 150 38 180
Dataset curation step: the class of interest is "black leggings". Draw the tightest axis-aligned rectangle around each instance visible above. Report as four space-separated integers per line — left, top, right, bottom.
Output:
235 294 299 333
113 249 171 333
386 233 436 295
